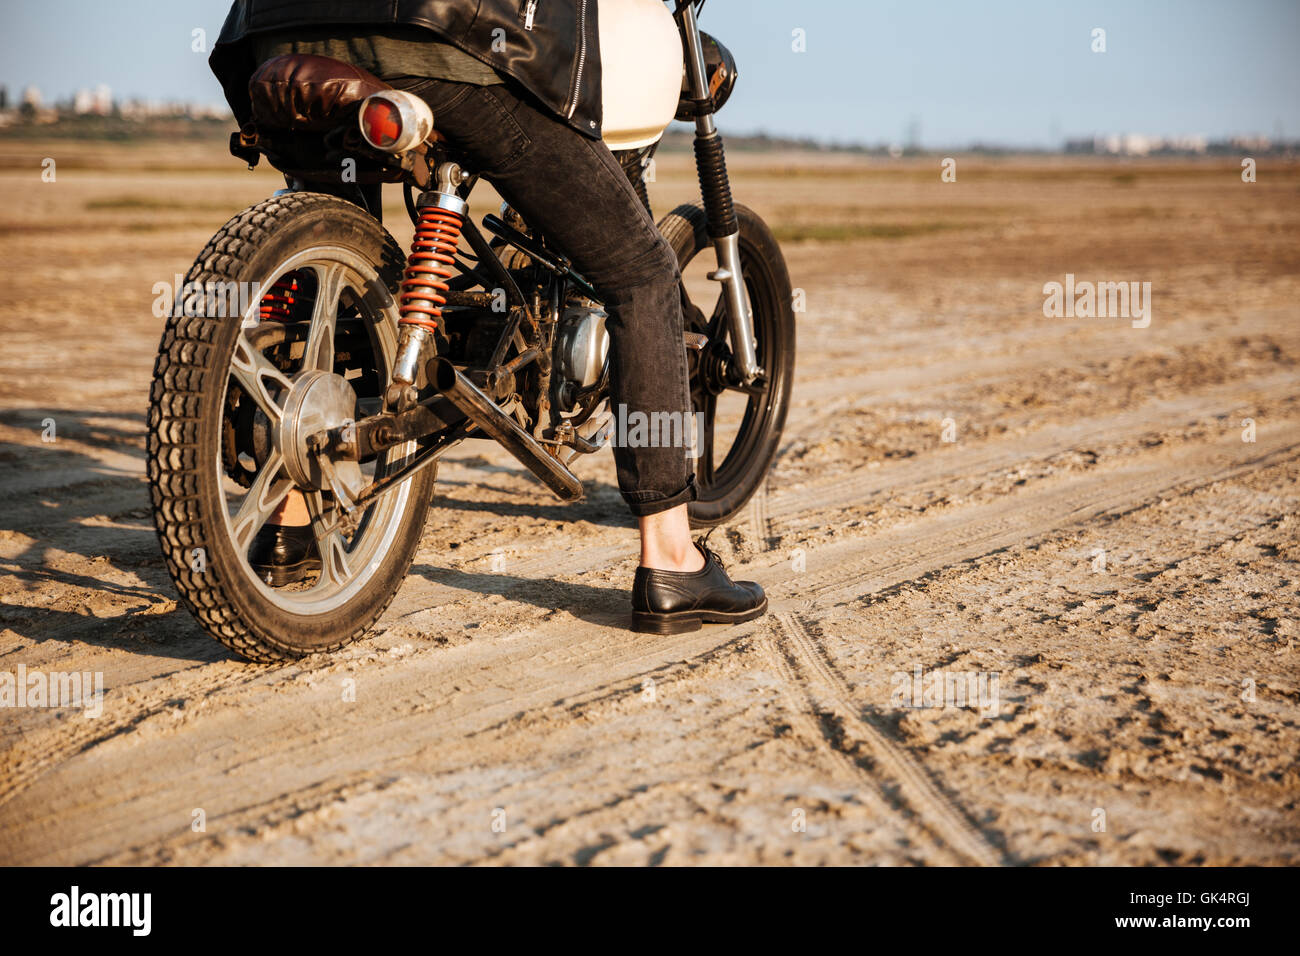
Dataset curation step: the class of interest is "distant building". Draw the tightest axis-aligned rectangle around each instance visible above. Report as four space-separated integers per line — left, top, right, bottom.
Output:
1228 135 1271 152
1064 133 1208 156
73 84 113 115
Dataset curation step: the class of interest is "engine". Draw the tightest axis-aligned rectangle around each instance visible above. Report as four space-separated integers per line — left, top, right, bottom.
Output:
553 297 609 411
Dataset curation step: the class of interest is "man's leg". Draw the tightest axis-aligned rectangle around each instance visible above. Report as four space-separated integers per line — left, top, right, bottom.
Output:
393 80 698 533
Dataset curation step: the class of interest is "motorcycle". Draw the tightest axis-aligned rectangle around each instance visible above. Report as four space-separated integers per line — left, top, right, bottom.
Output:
148 0 795 662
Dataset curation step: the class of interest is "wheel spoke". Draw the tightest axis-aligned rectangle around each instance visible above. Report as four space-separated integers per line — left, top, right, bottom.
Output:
689 358 708 407
303 262 346 372
316 529 355 590
697 391 716 484
230 450 291 555
706 295 727 340
231 331 293 425
685 288 721 487
303 490 355 591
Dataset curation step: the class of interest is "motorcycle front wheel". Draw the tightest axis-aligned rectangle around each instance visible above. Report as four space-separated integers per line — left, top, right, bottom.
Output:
148 193 436 662
658 202 796 527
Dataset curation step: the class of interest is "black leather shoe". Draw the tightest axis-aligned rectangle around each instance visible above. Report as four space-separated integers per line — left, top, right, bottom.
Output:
632 540 767 634
248 523 320 587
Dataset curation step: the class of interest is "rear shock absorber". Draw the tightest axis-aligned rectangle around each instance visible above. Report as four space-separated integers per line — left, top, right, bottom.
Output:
387 162 469 409
400 204 463 333
259 272 301 322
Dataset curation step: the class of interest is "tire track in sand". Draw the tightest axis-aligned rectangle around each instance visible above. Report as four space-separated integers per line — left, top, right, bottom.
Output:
765 612 1001 866
757 617 963 863
0 662 276 810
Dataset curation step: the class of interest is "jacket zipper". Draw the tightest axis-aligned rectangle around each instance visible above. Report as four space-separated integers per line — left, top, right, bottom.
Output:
564 0 588 120
521 0 536 31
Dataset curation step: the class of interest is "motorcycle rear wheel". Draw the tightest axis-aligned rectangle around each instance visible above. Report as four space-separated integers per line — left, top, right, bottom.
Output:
148 193 436 662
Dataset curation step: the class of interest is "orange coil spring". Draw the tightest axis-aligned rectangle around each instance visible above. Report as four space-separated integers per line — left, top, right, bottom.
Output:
400 206 464 332
260 272 301 323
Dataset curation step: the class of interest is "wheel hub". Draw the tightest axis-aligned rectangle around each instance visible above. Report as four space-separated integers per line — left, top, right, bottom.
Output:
276 369 364 498
698 340 738 396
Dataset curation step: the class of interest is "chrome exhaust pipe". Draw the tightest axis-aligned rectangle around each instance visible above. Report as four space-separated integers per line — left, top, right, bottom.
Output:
432 358 584 501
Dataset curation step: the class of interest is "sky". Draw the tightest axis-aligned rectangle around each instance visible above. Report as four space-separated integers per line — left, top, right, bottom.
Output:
2 0 1297 147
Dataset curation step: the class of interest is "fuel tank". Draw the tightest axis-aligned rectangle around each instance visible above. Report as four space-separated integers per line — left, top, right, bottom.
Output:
599 0 684 150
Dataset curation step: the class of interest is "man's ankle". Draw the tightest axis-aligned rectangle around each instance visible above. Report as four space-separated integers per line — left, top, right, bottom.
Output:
637 503 706 572
640 542 705 573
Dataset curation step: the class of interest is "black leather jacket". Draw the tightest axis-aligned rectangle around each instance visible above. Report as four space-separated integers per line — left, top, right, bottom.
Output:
210 0 603 139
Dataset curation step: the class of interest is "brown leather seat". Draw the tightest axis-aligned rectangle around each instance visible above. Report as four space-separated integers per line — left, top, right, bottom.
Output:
248 54 391 130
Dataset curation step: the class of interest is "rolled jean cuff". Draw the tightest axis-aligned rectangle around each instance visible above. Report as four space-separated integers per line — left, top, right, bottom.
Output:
622 474 698 518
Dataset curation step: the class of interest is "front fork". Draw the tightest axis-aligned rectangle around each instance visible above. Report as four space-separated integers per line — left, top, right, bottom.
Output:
678 3 762 385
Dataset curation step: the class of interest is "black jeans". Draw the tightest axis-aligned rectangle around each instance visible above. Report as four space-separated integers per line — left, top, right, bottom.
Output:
392 77 697 518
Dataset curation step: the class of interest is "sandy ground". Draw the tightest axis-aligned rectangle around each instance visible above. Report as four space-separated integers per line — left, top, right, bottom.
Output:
0 141 1297 865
